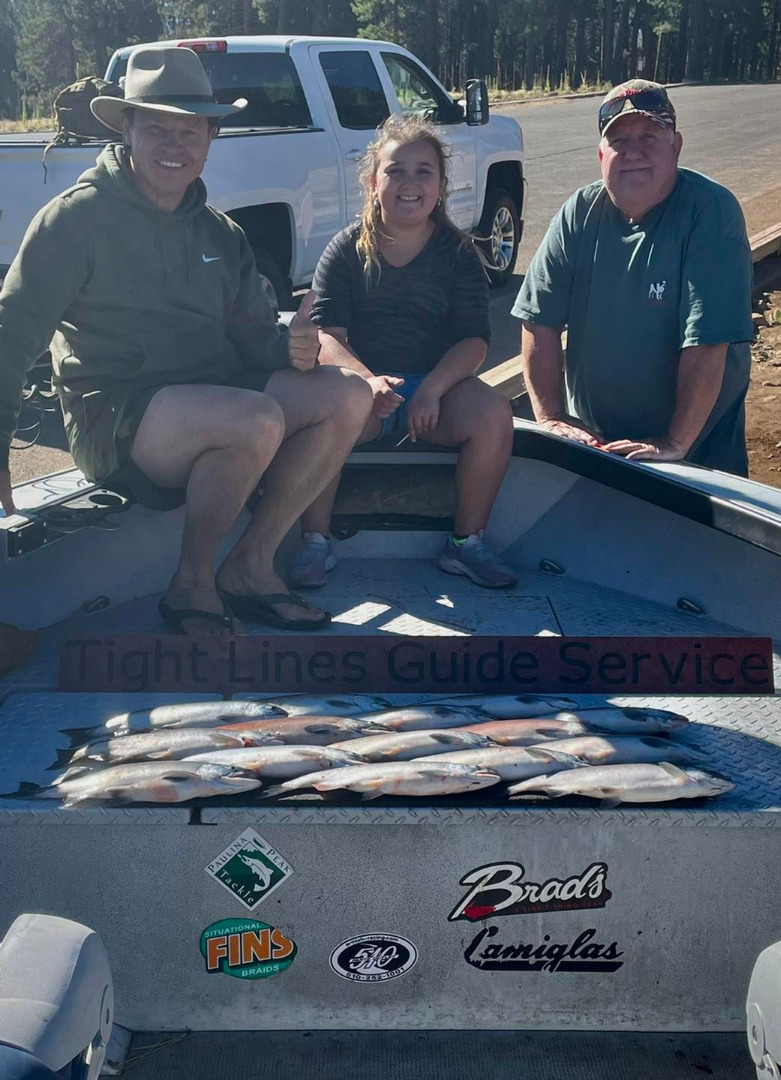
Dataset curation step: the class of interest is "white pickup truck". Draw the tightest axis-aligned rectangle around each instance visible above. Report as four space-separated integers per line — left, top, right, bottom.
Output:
0 35 524 309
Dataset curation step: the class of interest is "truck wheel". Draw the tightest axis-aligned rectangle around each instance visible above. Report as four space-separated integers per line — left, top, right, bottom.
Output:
252 248 293 316
477 189 521 287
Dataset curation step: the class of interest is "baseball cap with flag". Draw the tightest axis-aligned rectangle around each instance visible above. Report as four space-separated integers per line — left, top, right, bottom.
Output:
598 80 676 137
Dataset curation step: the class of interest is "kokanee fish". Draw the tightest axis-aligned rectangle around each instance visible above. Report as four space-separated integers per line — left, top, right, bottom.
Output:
413 746 584 781
508 763 734 804
183 745 367 778
60 728 280 769
267 761 502 799
529 735 707 766
12 762 261 807
216 716 391 745
457 707 689 743
238 694 392 717
61 700 287 744
455 717 593 745
329 729 495 762
557 707 689 733
424 695 580 718
357 705 486 730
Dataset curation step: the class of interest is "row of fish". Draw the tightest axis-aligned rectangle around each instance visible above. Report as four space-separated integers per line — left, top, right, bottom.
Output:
13 695 734 807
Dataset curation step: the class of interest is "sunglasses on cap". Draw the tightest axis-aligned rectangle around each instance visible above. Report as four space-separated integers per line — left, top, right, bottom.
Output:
598 88 676 134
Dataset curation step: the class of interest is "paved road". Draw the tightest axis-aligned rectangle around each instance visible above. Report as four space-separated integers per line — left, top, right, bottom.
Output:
498 82 781 272
9 83 781 486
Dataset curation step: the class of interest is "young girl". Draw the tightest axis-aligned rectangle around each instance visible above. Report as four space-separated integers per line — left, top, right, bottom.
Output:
290 113 516 589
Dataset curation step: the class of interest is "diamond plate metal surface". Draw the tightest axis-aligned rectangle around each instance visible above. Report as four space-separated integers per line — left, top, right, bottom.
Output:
202 693 781 824
0 691 221 823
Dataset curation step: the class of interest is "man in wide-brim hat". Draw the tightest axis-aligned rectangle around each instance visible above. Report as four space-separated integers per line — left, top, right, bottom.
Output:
0 46 372 633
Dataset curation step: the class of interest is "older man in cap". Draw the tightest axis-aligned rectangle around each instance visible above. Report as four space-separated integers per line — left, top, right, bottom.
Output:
514 80 753 475
0 46 372 633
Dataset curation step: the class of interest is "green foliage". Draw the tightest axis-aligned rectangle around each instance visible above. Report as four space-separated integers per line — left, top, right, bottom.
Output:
1 0 779 123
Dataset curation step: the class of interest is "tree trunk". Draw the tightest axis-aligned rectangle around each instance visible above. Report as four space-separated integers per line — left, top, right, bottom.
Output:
707 12 725 79
553 0 570 86
602 0 614 81
686 0 704 80
573 4 587 85
628 0 643 76
524 30 538 88
612 0 631 81
424 0 439 73
768 0 781 80
672 0 688 82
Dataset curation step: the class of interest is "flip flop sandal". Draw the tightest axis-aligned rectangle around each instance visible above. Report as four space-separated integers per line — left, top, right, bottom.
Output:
158 598 234 634
218 591 332 630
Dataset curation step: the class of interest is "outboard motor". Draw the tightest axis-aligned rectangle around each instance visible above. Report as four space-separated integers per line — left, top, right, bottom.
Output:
0 914 113 1079
747 940 781 1079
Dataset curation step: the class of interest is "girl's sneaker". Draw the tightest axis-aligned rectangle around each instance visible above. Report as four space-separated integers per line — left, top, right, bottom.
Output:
287 533 337 589
437 531 518 588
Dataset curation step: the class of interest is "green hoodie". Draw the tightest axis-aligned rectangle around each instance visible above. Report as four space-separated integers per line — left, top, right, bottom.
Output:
0 144 289 478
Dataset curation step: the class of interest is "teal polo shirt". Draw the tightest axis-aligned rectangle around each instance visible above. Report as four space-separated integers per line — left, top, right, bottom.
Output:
513 169 753 473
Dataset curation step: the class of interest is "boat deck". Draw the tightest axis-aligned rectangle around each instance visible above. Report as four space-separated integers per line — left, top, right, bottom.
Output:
125 1029 754 1080
0 558 779 820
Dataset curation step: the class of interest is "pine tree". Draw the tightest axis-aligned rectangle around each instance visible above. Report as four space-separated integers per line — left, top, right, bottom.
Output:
0 0 17 116
65 0 162 76
14 0 76 114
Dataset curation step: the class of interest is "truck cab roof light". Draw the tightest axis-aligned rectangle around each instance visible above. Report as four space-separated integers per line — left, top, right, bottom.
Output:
177 40 227 52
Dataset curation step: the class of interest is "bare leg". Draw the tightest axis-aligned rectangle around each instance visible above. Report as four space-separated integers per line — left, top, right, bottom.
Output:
215 367 372 619
424 377 513 534
129 385 285 634
299 413 383 535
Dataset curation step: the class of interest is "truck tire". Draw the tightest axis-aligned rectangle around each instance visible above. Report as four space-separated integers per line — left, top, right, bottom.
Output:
252 247 293 316
476 188 521 287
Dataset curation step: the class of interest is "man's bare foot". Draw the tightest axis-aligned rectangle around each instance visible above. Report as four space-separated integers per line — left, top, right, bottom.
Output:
216 560 329 625
161 577 240 636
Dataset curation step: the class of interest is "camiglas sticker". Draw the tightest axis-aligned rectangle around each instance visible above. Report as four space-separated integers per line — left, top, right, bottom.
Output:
200 918 297 980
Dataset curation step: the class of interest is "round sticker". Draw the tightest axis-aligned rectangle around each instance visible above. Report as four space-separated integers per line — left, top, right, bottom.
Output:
330 933 418 983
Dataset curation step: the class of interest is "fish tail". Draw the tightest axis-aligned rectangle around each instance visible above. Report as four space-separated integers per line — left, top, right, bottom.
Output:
60 727 94 746
47 747 76 771
264 783 287 798
1 780 45 799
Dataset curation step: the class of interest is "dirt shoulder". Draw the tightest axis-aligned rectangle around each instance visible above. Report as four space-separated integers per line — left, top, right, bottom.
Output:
748 285 781 487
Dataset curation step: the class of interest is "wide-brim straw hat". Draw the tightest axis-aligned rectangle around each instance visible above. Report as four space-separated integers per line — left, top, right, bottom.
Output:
91 46 247 133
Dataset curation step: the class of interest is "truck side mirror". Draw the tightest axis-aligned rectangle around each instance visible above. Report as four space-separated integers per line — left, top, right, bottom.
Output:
465 79 489 125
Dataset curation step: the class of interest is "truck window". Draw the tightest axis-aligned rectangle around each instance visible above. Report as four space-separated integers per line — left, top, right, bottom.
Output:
381 52 452 122
107 52 312 129
318 50 389 130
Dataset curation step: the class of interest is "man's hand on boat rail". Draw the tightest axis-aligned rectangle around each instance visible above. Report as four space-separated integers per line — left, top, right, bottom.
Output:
0 468 15 516
602 435 687 462
539 416 603 447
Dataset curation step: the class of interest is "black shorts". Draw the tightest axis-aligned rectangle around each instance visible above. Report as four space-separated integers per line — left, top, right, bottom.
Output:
102 370 276 511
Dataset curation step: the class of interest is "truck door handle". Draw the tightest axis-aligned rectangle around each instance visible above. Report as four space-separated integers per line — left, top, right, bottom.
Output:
345 149 363 161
